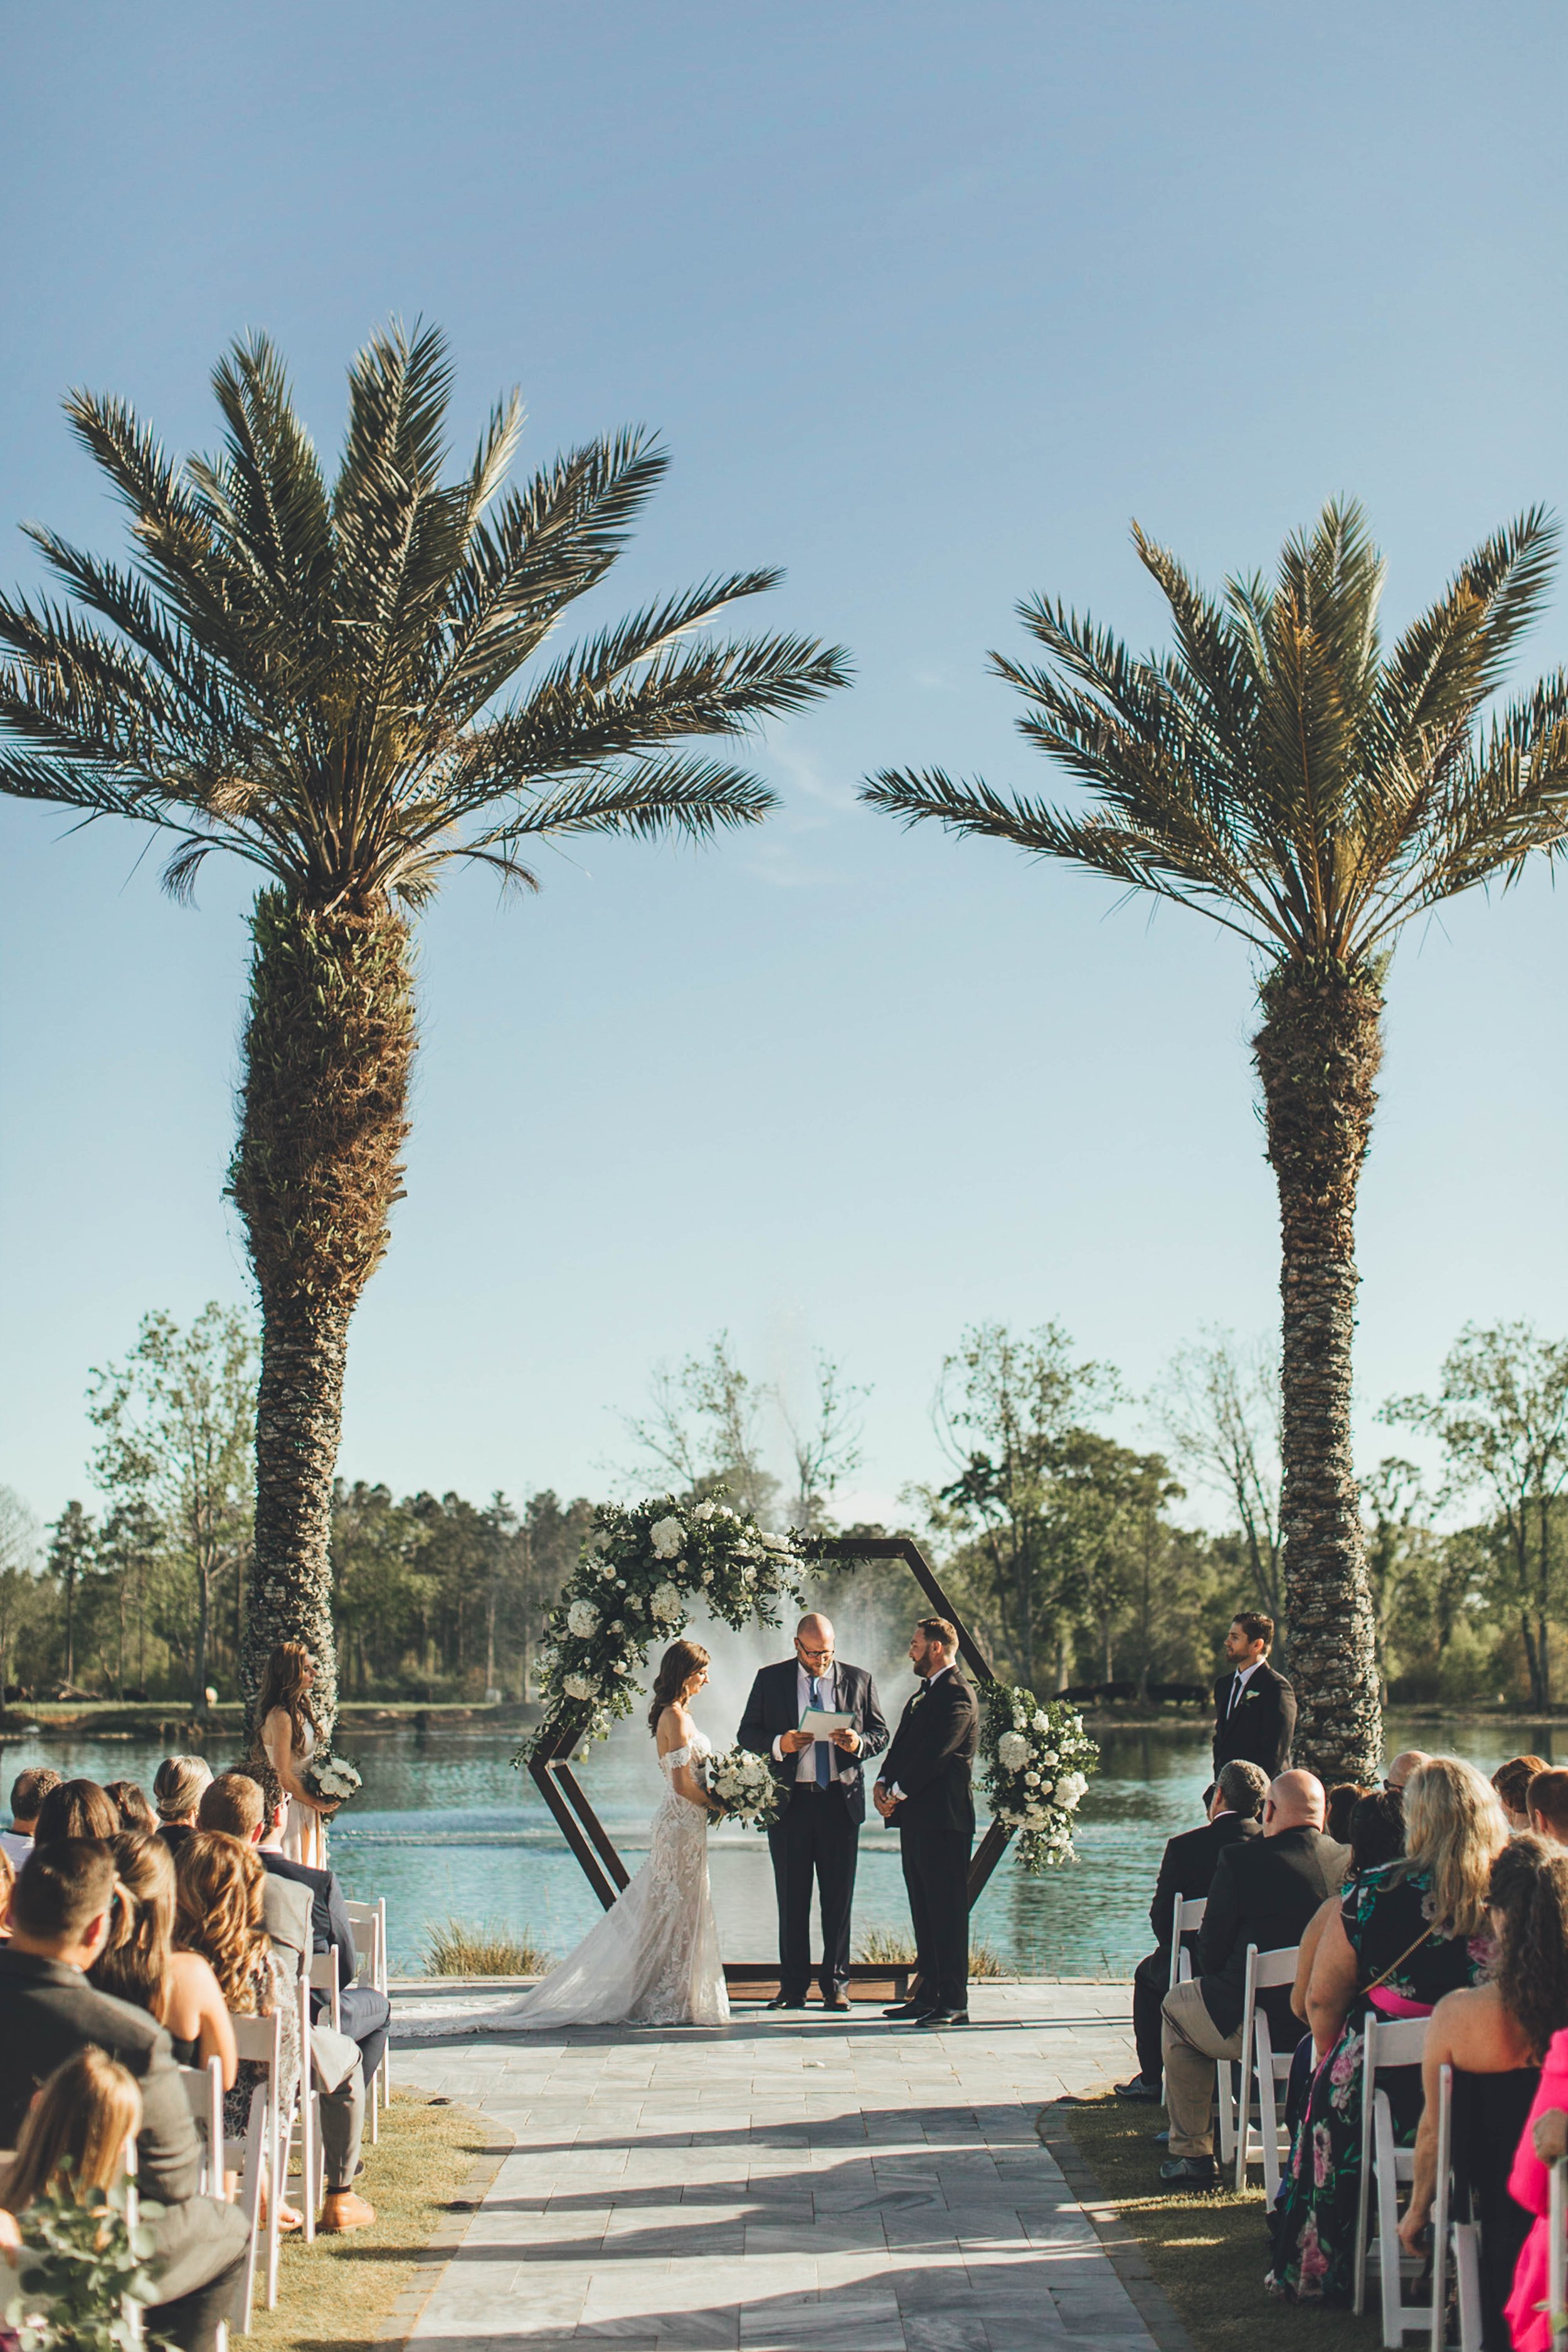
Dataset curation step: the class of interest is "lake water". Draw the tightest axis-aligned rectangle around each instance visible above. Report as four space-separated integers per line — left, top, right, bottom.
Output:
3 1714 1552 1977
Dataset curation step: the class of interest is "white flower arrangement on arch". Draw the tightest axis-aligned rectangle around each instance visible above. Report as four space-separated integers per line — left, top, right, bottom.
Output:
978 1681 1099 1871
518 1491 810 1761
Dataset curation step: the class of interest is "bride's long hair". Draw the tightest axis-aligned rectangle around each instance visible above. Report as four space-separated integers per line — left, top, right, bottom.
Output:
647 1639 710 1735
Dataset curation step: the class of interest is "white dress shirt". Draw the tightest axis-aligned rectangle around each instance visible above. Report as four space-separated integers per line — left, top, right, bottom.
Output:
0 1828 31 1866
773 1661 844 1782
1227 1659 1261 1715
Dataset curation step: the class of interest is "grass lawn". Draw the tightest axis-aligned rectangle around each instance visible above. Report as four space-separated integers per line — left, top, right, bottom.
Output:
248 2089 497 2352
1044 2094 1383 2352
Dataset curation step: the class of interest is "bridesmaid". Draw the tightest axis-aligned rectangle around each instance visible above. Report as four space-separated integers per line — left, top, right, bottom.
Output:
257 1640 331 1869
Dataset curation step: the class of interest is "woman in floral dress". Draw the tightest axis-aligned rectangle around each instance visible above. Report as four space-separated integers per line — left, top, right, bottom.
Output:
1268 1758 1507 2305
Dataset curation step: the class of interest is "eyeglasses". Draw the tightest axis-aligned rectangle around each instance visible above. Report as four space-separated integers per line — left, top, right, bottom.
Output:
795 1641 832 1661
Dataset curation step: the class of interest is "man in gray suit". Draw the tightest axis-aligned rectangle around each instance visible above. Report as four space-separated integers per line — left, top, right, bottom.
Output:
0 1841 250 2352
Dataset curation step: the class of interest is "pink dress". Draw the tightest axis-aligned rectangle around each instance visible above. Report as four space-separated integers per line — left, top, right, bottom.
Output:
1506 2025 1568 2349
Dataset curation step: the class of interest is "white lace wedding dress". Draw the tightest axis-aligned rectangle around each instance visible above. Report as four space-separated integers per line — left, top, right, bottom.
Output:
397 1728 729 2037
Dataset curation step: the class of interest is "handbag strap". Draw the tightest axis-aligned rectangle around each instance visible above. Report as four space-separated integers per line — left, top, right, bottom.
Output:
1357 1921 1436 2001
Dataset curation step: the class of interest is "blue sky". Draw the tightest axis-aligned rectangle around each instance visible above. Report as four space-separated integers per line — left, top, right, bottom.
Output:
4 1 1568 1533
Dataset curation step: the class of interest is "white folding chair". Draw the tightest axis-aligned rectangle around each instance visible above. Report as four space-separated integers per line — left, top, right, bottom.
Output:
1161 1894 1205 2113
1549 2154 1568 2352
1352 2013 1434 2346
122 2134 144 2348
287 1954 324 2242
1234 1945 1302 2193
229 2008 283 2311
345 1897 389 2141
221 2082 268 2339
176 2056 225 2199
309 1949 342 2033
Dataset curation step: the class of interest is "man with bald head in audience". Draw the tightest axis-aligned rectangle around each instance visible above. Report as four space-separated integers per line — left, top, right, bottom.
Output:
1158 1769 1341 2186
1385 1750 1431 1792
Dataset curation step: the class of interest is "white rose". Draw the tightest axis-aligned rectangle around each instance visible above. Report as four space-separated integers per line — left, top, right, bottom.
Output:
567 1599 600 1638
650 1516 684 1559
701 1569 714 1585
1036 1777 1055 1799
1032 1711 1050 1733
610 1621 625 1636
997 1731 1030 1772
1061 1771 1088 1807
1024 1770 1040 1788
758 1531 791 1552
1038 1748 1058 1766
694 1502 717 1521
563 1672 598 1701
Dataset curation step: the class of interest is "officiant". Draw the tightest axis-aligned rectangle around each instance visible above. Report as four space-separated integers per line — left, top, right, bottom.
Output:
738 1613 889 2009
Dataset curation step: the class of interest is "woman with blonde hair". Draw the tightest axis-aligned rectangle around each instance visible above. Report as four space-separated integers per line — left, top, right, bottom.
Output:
1 2047 141 2215
1269 1757 1508 2304
173 1831 300 2218
153 1756 213 1858
88 1834 235 2089
255 1642 329 1869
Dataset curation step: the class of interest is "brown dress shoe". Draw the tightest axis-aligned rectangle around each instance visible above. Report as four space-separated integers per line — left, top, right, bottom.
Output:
319 2191 377 2232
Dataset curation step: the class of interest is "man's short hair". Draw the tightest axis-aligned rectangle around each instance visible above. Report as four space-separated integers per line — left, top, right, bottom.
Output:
1217 1760 1270 1819
248 1758 285 1817
1493 1755 1550 1814
11 1839 115 1943
1530 1768 1568 1834
9 1766 61 1824
198 1772 265 1841
916 1617 958 1654
1232 1612 1274 1649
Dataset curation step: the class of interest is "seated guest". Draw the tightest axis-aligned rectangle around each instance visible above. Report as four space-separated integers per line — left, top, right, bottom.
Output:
1385 1748 1431 1792
0 1840 250 2352
1116 1759 1268 2102
154 1757 213 1857
1504 2031 1568 2352
252 1760 391 2103
1158 1769 1340 2186
197 1772 374 2233
88 1831 235 2089
1 2046 142 2260
104 1780 157 1836
1291 1789 1406 2030
1493 1755 1549 1835
1396 1836 1568 2349
1527 1767 1568 1847
1 1768 60 1865
1268 1756 1508 2305
172 1833 300 2180
34 1780 118 1844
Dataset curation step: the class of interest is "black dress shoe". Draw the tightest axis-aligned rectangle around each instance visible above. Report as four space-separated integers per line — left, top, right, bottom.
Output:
822 1992 850 2010
882 1999 935 2020
1114 2076 1162 2102
766 1993 808 2009
917 2008 969 2027
1158 2154 1217 2186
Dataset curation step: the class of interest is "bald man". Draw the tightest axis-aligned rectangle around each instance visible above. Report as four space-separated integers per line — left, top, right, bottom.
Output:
1158 1769 1339 2186
739 1614 888 2009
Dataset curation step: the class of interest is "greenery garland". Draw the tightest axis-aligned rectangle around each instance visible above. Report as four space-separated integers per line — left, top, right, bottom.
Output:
4 2178 164 2352
517 1491 809 1759
978 1681 1098 1871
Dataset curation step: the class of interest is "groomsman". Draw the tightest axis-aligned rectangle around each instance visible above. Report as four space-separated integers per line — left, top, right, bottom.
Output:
738 1614 888 2009
874 1617 979 2028
1212 1612 1296 1780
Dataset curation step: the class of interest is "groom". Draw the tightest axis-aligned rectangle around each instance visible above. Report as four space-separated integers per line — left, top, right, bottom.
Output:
874 1616 979 2027
739 1613 888 2009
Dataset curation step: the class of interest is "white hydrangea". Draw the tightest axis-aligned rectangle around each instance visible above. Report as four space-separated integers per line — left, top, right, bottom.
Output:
567 1599 600 1638
1060 1770 1089 1808
997 1730 1030 1772
563 1672 598 1701
536 1645 558 1675
650 1516 684 1559
650 1582 684 1627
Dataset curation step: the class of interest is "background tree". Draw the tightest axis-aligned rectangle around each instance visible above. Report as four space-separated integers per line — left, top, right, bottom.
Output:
864 503 1568 1776
45 1501 97 1690
1155 1331 1283 1628
0 1486 43 1698
1385 1321 1568 1708
779 1348 867 1533
87 1304 257 1712
0 322 849 1734
622 1333 781 1522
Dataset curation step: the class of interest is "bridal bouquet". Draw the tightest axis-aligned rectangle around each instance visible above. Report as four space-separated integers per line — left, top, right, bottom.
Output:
705 1743 785 1832
979 1683 1098 1872
302 1752 363 1808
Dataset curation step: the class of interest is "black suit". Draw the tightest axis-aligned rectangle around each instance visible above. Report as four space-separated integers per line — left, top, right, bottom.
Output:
738 1658 887 1999
0 1949 250 2351
1130 1811 1262 2083
1211 1659 1296 1778
1195 1823 1342 2036
877 1668 979 2011
261 1849 391 2080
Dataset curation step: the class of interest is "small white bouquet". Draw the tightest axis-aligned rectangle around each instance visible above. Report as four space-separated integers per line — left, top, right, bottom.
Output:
302 1752 363 1809
705 1743 785 1832
979 1684 1098 1872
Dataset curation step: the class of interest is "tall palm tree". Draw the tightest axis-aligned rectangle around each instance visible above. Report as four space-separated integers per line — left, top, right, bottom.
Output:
863 501 1568 1777
0 322 849 1733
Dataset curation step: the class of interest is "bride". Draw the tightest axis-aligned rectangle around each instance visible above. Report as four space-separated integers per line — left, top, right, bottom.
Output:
411 1639 730 2034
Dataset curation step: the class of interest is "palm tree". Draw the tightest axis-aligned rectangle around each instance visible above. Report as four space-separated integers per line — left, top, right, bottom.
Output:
0 322 849 1733
862 501 1568 1777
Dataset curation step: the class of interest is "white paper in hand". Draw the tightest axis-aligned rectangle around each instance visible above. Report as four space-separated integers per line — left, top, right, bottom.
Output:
798 1708 854 1740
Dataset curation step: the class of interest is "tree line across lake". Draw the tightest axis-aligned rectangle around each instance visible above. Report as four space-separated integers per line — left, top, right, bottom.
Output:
6 1313 1568 1716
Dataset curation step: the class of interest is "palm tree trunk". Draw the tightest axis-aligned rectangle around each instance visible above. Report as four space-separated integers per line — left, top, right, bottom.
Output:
1254 957 1384 1781
231 891 415 1738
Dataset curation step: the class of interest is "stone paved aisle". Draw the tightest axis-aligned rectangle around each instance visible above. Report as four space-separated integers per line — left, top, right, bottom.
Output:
391 1984 1158 2352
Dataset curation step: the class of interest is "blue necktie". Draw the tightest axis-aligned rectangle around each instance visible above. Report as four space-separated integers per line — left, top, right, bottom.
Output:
812 1676 831 1786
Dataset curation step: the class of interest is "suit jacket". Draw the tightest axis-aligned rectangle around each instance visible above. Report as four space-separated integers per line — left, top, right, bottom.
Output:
260 1867 313 1962
1148 1811 1262 1949
738 1659 889 1826
1195 1823 1342 2036
1212 1659 1296 1777
0 1949 248 2303
260 1849 356 1989
877 1668 979 1838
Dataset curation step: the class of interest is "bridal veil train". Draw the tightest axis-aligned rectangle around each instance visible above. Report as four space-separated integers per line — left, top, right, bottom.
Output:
399 1641 729 2038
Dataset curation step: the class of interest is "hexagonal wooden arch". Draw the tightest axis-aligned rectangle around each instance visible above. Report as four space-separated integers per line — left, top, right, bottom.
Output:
528 1535 1015 1981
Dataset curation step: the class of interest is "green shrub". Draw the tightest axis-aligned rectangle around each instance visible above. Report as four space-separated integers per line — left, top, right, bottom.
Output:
419 1916 550 1976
